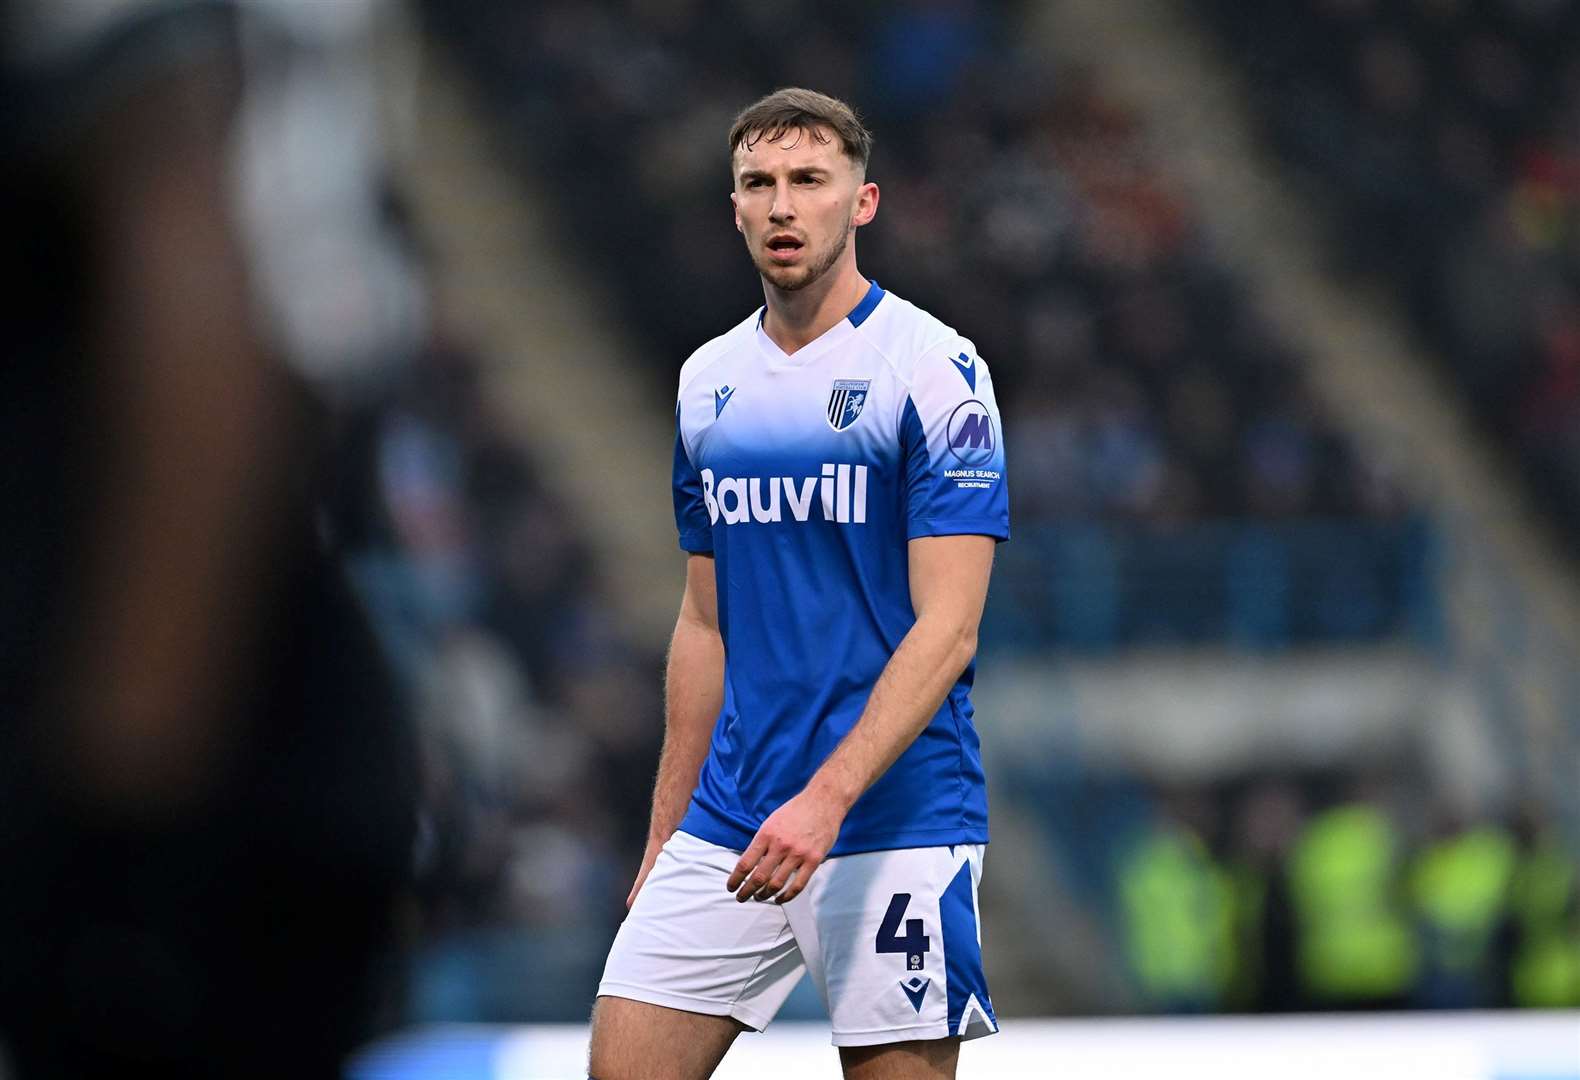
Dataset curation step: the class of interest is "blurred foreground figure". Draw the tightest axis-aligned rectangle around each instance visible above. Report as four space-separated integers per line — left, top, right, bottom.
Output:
0 1 417 1074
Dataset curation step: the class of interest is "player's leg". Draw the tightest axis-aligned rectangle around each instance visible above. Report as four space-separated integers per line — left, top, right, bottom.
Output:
838 1037 959 1079
785 844 998 1073
592 831 807 1077
587 996 746 1080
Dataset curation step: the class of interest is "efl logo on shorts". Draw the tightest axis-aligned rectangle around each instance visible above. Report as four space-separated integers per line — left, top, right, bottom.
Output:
827 379 871 432
946 400 995 466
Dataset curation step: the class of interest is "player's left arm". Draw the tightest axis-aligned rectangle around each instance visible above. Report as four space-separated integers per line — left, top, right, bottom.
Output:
726 533 995 904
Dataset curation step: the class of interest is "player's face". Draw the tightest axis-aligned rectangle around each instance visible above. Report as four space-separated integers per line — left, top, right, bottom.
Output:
731 125 878 292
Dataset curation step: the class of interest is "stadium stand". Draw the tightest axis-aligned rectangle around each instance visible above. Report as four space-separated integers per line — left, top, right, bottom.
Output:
329 318 664 1021
1203 0 1580 547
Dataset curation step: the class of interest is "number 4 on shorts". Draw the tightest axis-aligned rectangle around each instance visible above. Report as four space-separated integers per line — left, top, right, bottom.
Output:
875 892 931 971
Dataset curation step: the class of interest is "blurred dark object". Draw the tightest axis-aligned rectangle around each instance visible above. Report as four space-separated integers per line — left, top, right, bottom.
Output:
0 1 417 1073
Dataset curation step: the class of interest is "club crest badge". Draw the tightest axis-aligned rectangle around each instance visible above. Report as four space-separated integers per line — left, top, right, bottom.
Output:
826 379 871 432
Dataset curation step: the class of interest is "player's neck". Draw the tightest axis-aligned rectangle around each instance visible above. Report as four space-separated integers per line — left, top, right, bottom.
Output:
760 263 869 356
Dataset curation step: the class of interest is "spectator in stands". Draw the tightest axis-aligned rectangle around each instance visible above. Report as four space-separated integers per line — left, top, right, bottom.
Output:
1507 806 1580 1008
1408 807 1517 1008
1286 786 1419 1010
1115 790 1235 1012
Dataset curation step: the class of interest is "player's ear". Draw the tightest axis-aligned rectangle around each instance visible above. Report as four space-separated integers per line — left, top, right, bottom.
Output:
731 190 742 232
852 181 879 229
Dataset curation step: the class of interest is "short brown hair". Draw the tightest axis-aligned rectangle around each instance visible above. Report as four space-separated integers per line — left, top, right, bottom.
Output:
728 87 873 171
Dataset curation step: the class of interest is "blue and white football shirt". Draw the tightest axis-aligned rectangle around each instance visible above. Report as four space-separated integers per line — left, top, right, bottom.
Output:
672 281 1009 856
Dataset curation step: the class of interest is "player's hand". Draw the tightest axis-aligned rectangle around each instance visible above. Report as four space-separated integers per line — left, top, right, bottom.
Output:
726 791 843 905
626 838 666 910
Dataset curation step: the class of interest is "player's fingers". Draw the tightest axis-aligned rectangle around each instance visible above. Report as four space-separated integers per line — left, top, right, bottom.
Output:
726 835 771 893
774 854 821 904
749 856 796 902
735 848 786 903
756 861 799 903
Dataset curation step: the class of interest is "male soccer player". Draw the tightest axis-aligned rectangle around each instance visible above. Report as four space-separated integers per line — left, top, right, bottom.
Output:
589 88 1008 1080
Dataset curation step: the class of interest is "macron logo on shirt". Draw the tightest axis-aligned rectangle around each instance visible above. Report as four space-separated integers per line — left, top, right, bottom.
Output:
714 385 737 417
949 352 976 392
701 465 869 525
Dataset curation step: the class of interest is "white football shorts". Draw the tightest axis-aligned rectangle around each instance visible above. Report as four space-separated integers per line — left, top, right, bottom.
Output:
597 830 999 1047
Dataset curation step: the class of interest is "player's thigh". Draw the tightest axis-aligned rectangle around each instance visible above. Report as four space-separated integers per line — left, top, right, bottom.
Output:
788 844 998 1047
838 1038 959 1080
588 995 746 1080
598 831 804 1030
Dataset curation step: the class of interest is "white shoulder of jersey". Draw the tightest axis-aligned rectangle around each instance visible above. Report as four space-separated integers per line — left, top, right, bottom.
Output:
856 290 986 392
677 309 760 400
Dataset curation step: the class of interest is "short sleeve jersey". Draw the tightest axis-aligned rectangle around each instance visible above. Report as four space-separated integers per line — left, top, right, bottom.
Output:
672 281 1009 855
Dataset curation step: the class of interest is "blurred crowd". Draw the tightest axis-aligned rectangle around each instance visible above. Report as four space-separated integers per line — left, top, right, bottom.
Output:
1206 0 1580 542
331 320 662 1020
1010 763 1580 1013
427 0 1426 650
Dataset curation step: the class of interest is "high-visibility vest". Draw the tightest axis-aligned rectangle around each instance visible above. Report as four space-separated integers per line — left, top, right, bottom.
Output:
1288 804 1418 1001
1510 832 1580 1007
1410 825 1516 978
1118 823 1234 1009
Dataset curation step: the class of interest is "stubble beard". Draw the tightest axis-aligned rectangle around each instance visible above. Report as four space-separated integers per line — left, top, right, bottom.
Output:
755 218 851 293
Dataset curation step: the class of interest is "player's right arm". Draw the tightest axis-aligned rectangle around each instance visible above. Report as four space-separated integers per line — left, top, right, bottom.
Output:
627 552 723 909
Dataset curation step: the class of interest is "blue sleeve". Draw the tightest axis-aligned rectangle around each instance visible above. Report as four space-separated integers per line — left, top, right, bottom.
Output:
901 341 1010 542
673 405 714 554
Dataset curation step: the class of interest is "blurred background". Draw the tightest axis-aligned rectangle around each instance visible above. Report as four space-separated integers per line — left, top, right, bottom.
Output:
2 0 1577 1075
